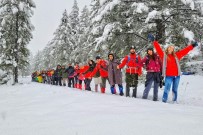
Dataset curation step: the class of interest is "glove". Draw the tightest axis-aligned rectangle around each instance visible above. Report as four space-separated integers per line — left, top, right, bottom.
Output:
147 33 155 42
191 41 198 47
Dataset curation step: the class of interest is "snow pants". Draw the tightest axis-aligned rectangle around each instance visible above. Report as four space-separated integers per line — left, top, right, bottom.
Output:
142 72 160 101
125 73 138 98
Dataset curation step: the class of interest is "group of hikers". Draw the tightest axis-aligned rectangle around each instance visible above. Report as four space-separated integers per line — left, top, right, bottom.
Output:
32 34 198 103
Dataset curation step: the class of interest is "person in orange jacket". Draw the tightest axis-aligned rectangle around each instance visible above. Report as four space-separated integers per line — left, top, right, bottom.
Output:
148 33 198 103
117 46 142 98
91 56 108 93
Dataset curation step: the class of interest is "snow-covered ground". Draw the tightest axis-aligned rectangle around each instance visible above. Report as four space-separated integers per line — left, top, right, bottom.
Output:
0 75 203 135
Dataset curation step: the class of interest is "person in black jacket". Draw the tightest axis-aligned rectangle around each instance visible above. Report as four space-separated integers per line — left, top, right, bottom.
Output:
54 65 62 86
65 63 75 88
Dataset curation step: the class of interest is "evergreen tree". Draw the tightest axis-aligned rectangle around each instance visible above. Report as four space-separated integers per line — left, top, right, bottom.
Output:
53 10 72 65
72 5 90 63
69 0 80 62
0 0 36 84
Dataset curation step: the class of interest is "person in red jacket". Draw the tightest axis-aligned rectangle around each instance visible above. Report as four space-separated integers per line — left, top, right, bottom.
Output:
83 60 96 91
117 46 142 98
91 56 108 93
148 34 198 103
77 64 89 90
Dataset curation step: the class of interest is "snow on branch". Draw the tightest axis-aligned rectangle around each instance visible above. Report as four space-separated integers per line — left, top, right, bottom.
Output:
181 0 195 10
131 2 148 13
95 23 114 50
183 29 194 41
145 10 160 23
92 0 120 22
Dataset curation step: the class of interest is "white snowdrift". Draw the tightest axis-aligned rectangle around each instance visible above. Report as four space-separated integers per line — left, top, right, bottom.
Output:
0 75 203 135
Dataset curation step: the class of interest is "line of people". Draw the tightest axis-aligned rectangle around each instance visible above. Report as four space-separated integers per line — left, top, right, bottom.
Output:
32 37 198 103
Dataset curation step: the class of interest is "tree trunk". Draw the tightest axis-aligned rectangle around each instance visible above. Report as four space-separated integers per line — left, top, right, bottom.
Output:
14 12 19 84
155 19 165 44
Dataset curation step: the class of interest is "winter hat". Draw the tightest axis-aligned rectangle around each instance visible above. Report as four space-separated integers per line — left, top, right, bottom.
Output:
130 45 136 50
96 56 101 60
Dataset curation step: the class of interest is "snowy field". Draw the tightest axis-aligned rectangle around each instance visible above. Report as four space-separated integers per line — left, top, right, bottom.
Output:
0 75 203 135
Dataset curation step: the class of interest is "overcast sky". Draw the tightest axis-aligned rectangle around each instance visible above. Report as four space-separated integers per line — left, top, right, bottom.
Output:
28 0 91 55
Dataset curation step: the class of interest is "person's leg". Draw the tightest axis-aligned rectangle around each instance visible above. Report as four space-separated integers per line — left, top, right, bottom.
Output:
132 74 138 98
172 76 180 102
85 79 92 91
153 81 159 101
100 77 106 93
78 80 82 89
132 87 137 98
55 77 59 85
110 85 115 94
68 78 71 87
142 73 153 99
162 76 173 102
72 78 75 88
62 78 66 86
118 84 124 96
125 73 131 97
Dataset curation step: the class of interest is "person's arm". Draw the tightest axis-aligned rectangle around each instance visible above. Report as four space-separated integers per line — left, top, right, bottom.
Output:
118 56 128 69
153 41 164 58
176 45 193 60
137 55 142 76
138 56 147 67
90 64 99 77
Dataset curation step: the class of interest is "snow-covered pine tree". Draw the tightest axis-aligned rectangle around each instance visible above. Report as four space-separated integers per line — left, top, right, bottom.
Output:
52 10 72 65
72 5 90 63
0 0 36 84
89 0 122 58
69 0 80 62
89 0 149 58
85 0 102 58
32 51 44 72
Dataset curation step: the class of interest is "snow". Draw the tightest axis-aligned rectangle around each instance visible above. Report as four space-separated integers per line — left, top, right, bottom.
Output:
95 23 114 49
188 46 200 57
163 8 171 16
92 0 120 22
0 76 203 135
100 0 108 5
19 2 24 11
145 10 158 23
181 0 195 10
183 29 194 41
131 3 148 13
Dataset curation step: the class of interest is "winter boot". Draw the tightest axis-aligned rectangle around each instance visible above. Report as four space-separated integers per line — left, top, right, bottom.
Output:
111 86 115 94
101 87 105 93
74 83 77 88
78 84 82 90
